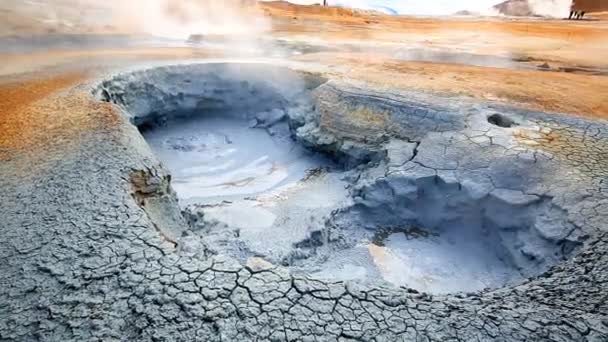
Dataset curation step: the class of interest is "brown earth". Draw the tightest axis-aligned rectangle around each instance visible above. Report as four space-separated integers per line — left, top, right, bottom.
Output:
262 1 608 67
304 53 608 118
268 2 608 118
0 72 120 163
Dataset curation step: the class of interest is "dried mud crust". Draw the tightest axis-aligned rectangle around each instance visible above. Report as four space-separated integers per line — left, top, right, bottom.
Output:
1 63 608 341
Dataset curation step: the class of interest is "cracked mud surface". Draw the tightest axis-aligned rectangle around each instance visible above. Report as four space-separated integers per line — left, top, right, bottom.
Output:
1 62 608 341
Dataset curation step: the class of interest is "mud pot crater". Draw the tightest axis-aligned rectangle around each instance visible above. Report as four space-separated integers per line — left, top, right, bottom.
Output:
96 63 582 294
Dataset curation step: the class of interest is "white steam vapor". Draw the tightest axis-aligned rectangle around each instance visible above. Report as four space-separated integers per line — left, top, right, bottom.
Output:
1 0 579 39
1 0 270 39
109 0 269 39
528 0 572 17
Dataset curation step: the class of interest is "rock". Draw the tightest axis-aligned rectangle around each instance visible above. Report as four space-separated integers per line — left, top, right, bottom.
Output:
254 109 287 128
538 62 551 69
246 257 275 272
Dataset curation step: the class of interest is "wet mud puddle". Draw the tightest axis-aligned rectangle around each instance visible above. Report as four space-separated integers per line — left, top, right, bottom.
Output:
143 113 349 264
143 114 328 204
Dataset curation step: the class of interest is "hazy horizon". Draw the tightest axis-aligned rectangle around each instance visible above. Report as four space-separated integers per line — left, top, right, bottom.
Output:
265 0 572 17
265 0 504 15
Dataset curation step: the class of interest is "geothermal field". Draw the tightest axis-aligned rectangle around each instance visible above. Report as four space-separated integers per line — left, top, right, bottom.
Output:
1 0 608 341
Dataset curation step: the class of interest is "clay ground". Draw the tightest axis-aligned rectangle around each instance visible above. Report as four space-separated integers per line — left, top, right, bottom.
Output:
2 3 608 341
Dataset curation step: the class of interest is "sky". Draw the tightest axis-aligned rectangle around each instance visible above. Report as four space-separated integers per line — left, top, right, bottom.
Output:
278 0 505 15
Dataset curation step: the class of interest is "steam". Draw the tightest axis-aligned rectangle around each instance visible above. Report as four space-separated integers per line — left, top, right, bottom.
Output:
109 0 270 39
2 0 270 39
528 0 572 17
3 0 579 39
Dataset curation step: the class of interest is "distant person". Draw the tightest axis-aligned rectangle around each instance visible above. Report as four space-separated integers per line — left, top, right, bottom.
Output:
569 0 587 20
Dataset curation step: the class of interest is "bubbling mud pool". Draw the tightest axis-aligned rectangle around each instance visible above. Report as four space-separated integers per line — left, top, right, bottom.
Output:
96 63 578 294
141 112 350 264
142 114 329 205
